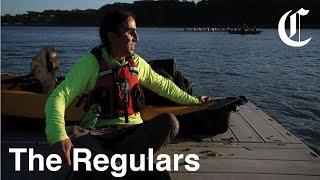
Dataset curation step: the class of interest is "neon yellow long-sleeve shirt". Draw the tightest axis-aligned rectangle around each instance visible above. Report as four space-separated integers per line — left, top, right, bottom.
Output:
45 47 200 145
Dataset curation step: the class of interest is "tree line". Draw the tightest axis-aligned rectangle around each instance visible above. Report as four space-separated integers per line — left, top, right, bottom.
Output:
2 0 319 28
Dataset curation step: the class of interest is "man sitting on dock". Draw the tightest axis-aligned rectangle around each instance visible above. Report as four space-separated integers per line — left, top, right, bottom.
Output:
45 9 208 179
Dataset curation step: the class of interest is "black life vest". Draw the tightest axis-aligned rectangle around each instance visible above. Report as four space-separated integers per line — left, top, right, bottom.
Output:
86 46 144 123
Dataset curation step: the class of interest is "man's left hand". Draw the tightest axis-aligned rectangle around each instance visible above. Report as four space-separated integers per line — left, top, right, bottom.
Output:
197 96 212 104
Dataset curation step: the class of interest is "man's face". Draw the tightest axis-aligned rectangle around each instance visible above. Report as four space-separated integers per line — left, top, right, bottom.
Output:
110 16 139 57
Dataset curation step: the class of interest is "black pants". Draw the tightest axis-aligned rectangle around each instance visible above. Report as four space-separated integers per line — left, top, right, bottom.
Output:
65 113 179 180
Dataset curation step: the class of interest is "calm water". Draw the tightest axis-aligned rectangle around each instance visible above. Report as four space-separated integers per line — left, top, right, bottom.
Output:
1 26 320 153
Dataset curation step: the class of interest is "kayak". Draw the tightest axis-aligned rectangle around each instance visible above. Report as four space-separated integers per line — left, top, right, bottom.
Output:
1 72 216 121
1 88 215 121
2 70 247 139
1 89 85 121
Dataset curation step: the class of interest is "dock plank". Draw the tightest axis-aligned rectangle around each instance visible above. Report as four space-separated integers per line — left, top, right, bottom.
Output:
168 141 310 149
247 102 302 144
211 129 238 143
228 111 263 143
239 104 290 143
161 146 320 161
174 159 320 175
171 173 320 180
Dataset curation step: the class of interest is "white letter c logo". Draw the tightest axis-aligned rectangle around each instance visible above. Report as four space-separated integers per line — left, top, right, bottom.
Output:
278 9 312 47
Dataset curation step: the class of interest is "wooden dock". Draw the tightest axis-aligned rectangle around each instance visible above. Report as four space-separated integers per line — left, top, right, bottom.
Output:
2 102 319 179
164 102 320 179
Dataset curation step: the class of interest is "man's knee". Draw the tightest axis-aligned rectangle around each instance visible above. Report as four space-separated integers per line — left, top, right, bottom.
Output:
157 113 179 136
168 113 179 135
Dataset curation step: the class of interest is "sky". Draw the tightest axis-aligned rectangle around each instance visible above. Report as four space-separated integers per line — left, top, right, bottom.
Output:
1 0 135 15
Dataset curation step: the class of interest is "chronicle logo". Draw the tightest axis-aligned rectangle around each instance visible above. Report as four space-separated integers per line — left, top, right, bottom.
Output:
278 8 312 47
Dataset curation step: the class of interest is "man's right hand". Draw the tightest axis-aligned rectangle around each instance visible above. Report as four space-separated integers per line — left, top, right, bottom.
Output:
51 138 73 166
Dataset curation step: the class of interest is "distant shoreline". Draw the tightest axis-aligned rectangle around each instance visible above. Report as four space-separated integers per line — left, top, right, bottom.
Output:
2 25 320 29
2 1 319 29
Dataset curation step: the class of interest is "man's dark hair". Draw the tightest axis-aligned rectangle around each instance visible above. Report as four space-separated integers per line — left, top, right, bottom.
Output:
99 9 135 50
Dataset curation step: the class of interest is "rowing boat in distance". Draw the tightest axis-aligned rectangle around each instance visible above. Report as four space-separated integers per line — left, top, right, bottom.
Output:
229 28 262 35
